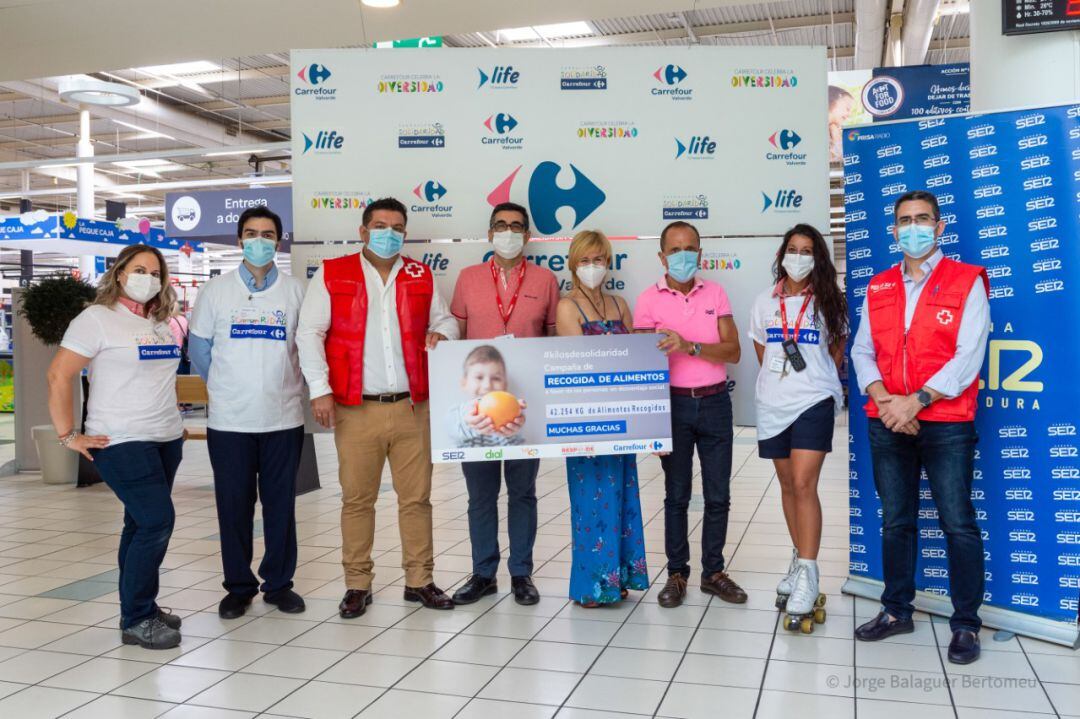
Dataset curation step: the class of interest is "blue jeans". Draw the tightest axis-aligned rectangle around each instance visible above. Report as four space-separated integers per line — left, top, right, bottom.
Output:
92 438 183 629
868 419 984 632
462 459 539 578
207 426 303 596
661 391 734 578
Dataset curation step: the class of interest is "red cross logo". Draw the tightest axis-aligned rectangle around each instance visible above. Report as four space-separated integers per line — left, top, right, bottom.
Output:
937 309 954 325
402 262 426 279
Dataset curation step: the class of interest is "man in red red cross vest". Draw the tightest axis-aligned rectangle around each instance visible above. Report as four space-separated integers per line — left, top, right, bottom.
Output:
850 190 991 665
296 197 460 619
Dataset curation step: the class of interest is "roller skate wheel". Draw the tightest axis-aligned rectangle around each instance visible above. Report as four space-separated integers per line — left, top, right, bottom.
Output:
813 607 826 624
815 594 827 608
783 616 798 631
799 617 814 634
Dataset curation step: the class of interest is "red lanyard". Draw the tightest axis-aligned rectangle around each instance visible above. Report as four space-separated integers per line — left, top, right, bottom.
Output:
490 259 527 328
779 293 813 343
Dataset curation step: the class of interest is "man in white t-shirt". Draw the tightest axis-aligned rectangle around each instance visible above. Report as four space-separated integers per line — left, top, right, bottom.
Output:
190 207 307 619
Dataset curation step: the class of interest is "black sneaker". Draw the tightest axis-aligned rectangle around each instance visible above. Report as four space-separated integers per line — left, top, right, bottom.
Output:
452 575 497 605
218 593 255 619
122 615 181 650
264 588 306 614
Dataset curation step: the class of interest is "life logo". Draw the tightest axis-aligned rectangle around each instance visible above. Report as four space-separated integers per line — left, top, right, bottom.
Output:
302 130 345 155
411 180 453 218
761 189 804 213
652 64 693 100
294 62 336 101
482 113 524 151
487 162 605 236
170 195 201 232
674 135 716 160
766 129 807 166
477 65 520 89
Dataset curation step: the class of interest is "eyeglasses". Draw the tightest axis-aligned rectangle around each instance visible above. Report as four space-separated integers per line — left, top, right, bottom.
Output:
491 221 527 233
895 213 938 227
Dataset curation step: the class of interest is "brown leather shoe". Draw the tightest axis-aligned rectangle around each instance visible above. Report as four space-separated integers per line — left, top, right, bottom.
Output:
339 589 372 619
404 583 455 610
657 574 688 608
701 571 748 604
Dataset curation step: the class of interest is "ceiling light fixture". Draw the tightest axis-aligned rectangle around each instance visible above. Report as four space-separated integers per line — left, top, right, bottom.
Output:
497 21 593 42
361 0 400 7
203 149 263 157
135 61 220 76
57 76 141 107
112 119 177 141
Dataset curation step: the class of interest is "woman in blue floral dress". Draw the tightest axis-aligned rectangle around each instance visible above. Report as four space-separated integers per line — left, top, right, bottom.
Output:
555 230 649 607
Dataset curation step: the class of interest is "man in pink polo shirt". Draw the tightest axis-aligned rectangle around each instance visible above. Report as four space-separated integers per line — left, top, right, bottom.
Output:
449 202 560 607
634 220 748 609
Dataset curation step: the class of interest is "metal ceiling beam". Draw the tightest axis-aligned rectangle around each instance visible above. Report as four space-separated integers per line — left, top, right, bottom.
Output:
0 141 290 173
132 65 289 90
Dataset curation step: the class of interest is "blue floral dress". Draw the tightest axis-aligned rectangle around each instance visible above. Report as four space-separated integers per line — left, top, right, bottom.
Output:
566 306 649 605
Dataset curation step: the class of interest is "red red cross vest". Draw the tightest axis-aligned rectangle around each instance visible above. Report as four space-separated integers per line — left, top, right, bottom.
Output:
323 252 433 405
864 256 989 422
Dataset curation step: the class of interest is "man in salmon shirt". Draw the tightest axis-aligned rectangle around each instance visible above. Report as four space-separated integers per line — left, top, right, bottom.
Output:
449 202 560 607
850 190 990 665
633 221 746 609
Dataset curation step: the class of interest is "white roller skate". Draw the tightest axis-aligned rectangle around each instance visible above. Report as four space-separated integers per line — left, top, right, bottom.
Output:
774 548 799 609
782 559 827 634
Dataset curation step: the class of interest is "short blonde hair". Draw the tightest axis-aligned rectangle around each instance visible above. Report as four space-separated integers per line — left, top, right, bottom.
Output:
567 230 611 288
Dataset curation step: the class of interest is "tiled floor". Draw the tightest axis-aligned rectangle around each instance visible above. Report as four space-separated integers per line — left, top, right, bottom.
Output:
0 421 1077 718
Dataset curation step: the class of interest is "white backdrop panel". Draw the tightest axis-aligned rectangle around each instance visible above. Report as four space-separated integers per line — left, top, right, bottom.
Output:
291 47 828 240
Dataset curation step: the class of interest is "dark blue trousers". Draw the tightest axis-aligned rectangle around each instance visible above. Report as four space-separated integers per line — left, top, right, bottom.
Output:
92 438 183 629
868 418 984 632
661 391 734 579
462 458 539 578
207 426 303 596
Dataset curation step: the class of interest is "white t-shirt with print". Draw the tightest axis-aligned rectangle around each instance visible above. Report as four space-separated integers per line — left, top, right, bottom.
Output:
748 286 843 441
61 304 183 444
189 268 305 433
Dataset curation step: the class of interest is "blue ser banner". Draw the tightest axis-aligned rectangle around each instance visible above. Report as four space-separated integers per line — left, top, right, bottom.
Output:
843 103 1080 626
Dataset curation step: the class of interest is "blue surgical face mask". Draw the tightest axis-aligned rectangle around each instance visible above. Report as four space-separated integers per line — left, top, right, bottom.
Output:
666 250 700 283
241 237 277 267
368 227 404 259
897 223 936 258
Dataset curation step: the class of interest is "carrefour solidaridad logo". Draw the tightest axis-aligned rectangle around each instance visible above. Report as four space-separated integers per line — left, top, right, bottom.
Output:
652 64 692 100
295 63 336 100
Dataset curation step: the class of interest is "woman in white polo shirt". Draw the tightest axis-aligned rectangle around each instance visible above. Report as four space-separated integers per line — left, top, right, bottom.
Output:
47 244 185 650
748 224 846 632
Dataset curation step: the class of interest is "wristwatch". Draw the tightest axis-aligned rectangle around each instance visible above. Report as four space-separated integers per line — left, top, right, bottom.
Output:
689 342 702 357
916 389 933 408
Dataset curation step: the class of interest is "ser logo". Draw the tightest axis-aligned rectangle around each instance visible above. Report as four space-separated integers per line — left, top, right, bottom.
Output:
440 451 464 460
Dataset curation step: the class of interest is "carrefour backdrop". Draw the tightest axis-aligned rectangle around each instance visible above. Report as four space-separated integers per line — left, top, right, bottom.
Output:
844 104 1080 623
290 47 828 240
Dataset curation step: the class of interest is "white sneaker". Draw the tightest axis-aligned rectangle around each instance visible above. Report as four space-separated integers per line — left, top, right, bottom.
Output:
785 559 820 615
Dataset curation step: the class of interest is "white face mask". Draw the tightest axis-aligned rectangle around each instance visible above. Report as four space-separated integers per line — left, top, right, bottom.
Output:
782 253 814 283
123 272 161 304
575 264 607 290
492 231 525 259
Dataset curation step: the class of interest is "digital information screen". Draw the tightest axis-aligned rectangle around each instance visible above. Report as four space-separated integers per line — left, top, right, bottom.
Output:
1003 0 1080 35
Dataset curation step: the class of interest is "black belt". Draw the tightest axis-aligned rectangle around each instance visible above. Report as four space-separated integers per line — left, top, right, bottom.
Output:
361 391 411 403
670 383 725 398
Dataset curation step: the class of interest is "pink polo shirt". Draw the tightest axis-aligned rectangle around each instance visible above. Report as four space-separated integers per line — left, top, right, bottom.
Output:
451 259 560 339
633 277 733 388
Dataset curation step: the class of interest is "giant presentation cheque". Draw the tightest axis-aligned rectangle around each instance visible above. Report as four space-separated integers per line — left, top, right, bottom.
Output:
428 334 672 463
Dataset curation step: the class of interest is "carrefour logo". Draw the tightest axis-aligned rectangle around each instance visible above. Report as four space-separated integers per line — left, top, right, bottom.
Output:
302 130 345 155
651 64 693 100
478 65 520 89
487 162 605 236
655 64 687 85
560 66 607 91
674 135 716 159
411 180 452 218
482 113 523 150
662 194 709 221
295 62 336 100
766 130 807 166
398 123 445 149
297 63 331 85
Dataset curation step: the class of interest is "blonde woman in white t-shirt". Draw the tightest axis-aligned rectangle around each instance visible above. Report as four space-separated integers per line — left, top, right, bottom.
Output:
748 224 847 633
47 244 185 650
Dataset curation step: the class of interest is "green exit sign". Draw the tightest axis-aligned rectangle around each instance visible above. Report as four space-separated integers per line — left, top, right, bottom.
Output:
375 36 443 48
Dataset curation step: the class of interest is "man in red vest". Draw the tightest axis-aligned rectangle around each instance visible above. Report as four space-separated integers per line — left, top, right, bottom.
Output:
850 190 990 665
296 197 460 618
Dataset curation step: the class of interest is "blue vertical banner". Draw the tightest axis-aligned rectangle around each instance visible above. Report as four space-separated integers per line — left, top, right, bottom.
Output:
864 63 970 122
843 103 1080 625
